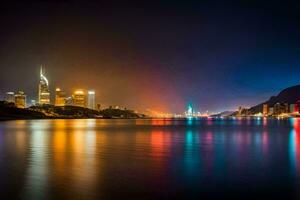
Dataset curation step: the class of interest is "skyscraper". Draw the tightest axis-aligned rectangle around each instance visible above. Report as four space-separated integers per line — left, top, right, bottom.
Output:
30 100 36 106
5 92 15 103
65 96 73 106
263 104 268 116
38 66 50 105
186 104 193 118
290 104 296 113
87 90 95 110
73 90 86 107
14 91 26 108
55 88 66 106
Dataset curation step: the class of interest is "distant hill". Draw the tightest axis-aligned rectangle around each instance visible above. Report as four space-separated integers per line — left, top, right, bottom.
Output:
30 105 101 118
249 85 300 114
100 108 143 118
211 111 235 117
30 105 143 119
0 102 145 120
0 101 46 120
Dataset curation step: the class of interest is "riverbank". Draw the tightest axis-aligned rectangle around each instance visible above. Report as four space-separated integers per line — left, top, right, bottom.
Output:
0 101 146 120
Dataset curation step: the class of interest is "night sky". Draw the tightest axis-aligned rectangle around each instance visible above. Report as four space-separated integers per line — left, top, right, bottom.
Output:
0 1 300 113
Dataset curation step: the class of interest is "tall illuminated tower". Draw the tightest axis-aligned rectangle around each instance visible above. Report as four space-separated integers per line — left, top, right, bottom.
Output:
87 90 95 110
38 66 50 104
185 104 193 118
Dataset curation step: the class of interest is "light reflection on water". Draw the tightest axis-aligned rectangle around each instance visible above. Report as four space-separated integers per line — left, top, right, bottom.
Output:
24 129 50 199
289 118 300 176
0 118 299 199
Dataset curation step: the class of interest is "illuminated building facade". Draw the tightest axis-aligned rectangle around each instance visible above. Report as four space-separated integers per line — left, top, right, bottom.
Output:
284 103 289 113
273 103 289 115
97 103 101 111
238 106 243 116
73 90 86 107
263 104 268 116
5 92 15 103
237 106 250 116
290 104 296 113
87 90 95 110
38 67 50 104
14 91 26 108
273 103 281 115
295 100 300 113
65 97 73 105
55 88 66 106
269 107 274 115
31 100 36 106
185 104 193 118
290 101 300 114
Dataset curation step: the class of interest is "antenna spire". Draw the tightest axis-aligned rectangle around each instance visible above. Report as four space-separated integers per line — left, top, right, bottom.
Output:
40 66 43 76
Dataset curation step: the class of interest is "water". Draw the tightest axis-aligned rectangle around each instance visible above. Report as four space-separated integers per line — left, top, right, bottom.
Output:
0 118 299 199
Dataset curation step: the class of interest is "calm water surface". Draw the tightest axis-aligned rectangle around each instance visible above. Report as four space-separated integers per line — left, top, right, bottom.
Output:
0 118 300 199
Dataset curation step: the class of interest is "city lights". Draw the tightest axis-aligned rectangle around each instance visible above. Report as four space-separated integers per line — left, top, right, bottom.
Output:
38 66 50 105
2 67 300 119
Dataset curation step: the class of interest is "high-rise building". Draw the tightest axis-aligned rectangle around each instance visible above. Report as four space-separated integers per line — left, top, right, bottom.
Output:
65 96 73 106
263 104 268 116
290 100 300 114
5 92 15 103
73 90 86 107
295 100 300 113
284 103 289 113
14 91 26 108
186 104 193 117
238 106 243 116
273 103 288 115
273 103 281 115
87 90 95 110
30 100 36 106
55 88 66 106
237 106 249 116
97 103 101 111
38 66 50 104
290 104 296 113
269 107 274 115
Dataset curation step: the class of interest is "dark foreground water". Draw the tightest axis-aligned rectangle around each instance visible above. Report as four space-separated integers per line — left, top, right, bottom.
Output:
0 118 300 199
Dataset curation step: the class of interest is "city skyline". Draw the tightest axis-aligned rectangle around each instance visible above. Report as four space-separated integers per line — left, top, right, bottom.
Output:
2 63 300 114
3 66 98 110
1 2 300 113
1 2 300 199
3 66 300 118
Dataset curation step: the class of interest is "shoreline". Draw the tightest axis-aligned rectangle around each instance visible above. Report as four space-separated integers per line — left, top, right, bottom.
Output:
0 116 298 122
